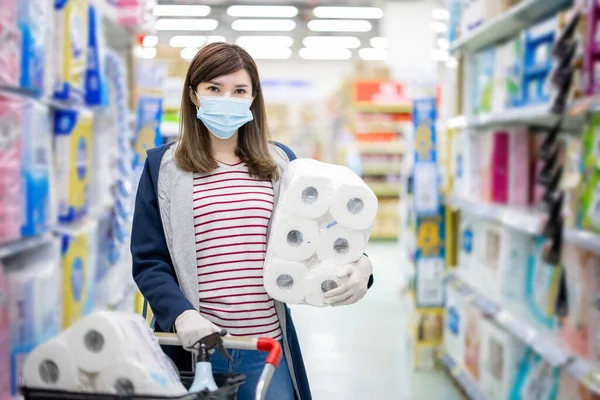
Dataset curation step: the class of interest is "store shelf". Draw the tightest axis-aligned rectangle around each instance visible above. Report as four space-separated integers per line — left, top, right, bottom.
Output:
451 0 574 54
564 228 600 253
439 351 488 400
446 270 573 367
352 103 411 113
369 184 401 197
370 234 398 240
358 141 406 154
362 167 403 176
448 195 544 235
0 233 53 259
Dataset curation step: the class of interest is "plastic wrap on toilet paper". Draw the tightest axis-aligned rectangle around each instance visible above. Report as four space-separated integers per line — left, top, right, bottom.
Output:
22 337 80 391
264 158 377 306
96 360 187 396
0 21 21 88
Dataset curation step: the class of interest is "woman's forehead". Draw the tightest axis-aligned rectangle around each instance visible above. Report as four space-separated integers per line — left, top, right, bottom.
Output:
204 69 252 85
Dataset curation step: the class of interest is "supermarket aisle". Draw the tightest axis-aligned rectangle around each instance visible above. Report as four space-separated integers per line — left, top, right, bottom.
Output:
290 242 465 400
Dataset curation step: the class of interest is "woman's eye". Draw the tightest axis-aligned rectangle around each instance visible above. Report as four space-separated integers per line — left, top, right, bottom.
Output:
208 86 219 92
235 89 247 94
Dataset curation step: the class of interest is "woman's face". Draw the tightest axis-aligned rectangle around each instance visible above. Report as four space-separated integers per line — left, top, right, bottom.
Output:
194 69 253 101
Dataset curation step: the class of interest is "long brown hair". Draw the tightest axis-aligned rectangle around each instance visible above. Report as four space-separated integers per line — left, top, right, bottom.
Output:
175 43 278 180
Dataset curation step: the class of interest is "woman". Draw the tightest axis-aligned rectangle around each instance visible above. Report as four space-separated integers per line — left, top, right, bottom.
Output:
131 43 374 400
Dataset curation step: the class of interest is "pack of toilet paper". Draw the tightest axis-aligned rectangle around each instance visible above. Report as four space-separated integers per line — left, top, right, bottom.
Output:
264 159 378 307
23 311 187 396
0 263 10 399
17 0 51 96
4 240 61 398
0 21 21 89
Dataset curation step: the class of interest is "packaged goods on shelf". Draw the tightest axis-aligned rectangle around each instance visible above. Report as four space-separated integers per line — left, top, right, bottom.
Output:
511 349 561 399
578 113 600 234
53 108 93 223
21 100 53 237
264 159 377 307
58 220 98 329
472 47 497 116
53 0 89 103
560 242 600 360
522 17 558 106
0 21 21 89
4 241 60 398
0 94 24 245
458 213 480 276
525 237 560 329
85 3 107 107
464 301 483 381
0 264 9 399
445 283 467 366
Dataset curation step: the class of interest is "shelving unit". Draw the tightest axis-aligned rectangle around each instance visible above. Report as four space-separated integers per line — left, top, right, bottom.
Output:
439 351 488 400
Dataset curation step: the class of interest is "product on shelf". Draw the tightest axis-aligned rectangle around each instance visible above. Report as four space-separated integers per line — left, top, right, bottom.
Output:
21 100 53 237
445 283 466 366
524 237 560 329
511 349 560 399
4 241 61 398
578 112 600 234
53 108 93 223
0 21 21 89
18 0 51 96
53 0 89 103
85 3 107 107
59 221 98 329
458 212 480 276
557 369 600 400
464 301 482 381
0 94 24 245
584 1 600 95
0 263 9 399
472 47 496 116
522 17 558 106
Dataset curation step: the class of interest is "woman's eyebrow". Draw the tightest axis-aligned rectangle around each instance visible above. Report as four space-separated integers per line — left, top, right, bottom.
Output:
236 84 249 88
208 81 222 86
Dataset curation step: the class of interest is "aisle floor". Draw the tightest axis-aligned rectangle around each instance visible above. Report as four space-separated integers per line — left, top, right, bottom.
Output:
289 242 465 400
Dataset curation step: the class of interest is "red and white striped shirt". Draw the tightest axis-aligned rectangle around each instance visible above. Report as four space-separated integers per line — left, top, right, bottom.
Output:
193 161 282 340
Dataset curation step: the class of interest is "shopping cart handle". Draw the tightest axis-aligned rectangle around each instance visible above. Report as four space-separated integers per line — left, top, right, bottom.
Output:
256 338 282 368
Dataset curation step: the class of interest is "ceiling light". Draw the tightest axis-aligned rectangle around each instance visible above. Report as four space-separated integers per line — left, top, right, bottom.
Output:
206 36 227 44
313 6 383 19
431 48 449 61
134 47 157 59
227 5 298 18
154 5 210 17
432 8 450 20
169 36 206 48
302 36 360 49
246 47 293 60
307 20 371 32
232 19 296 31
236 36 294 48
299 47 352 60
155 19 218 31
370 37 388 49
430 21 448 33
181 47 199 61
437 37 450 50
359 48 387 61
142 35 158 47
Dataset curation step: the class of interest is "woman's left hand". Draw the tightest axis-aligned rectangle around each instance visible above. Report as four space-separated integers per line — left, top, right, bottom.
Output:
324 255 373 307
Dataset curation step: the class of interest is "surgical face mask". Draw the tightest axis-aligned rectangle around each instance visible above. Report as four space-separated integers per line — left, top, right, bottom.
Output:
195 95 254 140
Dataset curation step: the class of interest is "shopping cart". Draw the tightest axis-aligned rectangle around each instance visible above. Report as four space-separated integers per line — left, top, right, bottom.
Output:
21 333 282 400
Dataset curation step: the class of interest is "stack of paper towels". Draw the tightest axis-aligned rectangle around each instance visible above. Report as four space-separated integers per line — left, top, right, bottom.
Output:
23 311 187 396
265 159 378 307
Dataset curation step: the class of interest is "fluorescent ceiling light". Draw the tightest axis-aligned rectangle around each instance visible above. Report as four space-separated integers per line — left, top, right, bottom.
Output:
246 47 292 60
142 35 158 47
169 36 206 48
370 37 388 49
299 47 352 60
302 36 360 49
307 20 371 32
155 19 218 31
236 36 294 48
134 47 157 59
227 5 298 18
313 6 383 19
359 48 387 61
437 37 450 50
232 19 296 31
181 47 199 61
431 48 449 61
432 8 450 20
154 5 210 17
430 21 448 33
206 36 226 44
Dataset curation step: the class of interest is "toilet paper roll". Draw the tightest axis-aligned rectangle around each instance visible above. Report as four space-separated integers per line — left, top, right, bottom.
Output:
23 337 80 391
271 217 319 261
317 225 365 265
264 258 308 304
96 360 187 396
284 176 334 219
304 264 350 307
330 185 378 230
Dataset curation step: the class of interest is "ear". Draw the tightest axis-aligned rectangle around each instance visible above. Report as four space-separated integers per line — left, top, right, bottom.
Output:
189 86 199 107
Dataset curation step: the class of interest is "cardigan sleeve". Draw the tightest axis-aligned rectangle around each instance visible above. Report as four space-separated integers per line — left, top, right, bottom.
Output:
131 158 195 331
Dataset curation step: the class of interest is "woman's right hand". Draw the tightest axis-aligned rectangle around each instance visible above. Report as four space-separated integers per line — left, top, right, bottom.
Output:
175 310 221 353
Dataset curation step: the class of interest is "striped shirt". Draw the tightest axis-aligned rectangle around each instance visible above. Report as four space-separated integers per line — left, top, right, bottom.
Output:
193 161 282 340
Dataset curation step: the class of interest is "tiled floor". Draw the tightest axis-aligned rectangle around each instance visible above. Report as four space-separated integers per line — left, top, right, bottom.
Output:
290 242 465 400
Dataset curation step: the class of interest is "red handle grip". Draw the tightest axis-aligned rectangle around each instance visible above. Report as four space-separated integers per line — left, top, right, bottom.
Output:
256 338 282 367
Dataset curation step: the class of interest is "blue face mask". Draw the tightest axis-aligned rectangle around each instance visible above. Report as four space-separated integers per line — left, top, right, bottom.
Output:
195 95 254 139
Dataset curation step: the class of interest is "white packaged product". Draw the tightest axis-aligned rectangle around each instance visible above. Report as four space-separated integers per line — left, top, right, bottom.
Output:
264 159 377 307
22 337 81 391
96 360 184 396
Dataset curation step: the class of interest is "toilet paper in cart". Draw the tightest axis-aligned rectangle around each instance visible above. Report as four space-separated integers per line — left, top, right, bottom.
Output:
66 311 187 395
264 159 377 306
22 337 82 392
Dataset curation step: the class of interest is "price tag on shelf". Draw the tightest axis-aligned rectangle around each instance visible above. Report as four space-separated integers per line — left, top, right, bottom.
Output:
471 294 500 317
495 311 536 345
530 336 570 367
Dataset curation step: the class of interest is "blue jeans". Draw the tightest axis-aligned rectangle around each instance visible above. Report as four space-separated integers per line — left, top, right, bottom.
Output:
211 342 295 400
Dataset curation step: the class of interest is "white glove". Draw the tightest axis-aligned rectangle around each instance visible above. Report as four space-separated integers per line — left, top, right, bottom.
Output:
324 255 373 307
175 310 221 353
